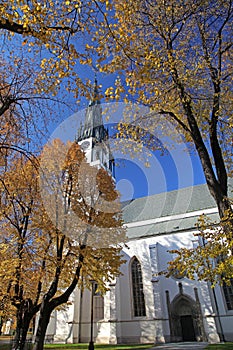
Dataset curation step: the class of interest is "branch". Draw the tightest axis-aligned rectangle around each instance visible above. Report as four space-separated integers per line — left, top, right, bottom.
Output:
93 0 138 65
158 109 191 135
34 236 53 306
0 18 31 35
197 15 228 193
0 17 78 37
50 248 85 310
0 144 40 169
0 96 15 116
166 41 221 199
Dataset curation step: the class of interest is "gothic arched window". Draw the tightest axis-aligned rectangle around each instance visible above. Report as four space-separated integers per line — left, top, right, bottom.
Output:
93 282 104 321
131 257 146 317
223 279 233 310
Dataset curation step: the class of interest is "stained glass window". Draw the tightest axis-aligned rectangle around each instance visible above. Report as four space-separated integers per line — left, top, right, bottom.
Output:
131 257 146 317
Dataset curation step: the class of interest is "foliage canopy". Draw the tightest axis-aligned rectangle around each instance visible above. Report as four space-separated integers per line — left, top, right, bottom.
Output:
87 0 233 283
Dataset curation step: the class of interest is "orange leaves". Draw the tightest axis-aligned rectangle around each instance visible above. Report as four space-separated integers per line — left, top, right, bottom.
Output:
89 0 233 139
164 213 233 285
37 137 126 296
0 135 125 319
40 137 125 243
0 0 93 100
96 167 117 202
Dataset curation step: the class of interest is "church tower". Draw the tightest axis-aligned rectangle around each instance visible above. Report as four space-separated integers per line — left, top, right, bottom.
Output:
76 79 115 177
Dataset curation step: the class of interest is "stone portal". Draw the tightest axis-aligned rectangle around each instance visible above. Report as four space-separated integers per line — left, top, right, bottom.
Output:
166 283 206 342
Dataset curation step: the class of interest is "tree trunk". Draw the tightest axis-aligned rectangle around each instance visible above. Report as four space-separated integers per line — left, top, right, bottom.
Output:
32 255 84 350
167 40 232 222
33 301 52 350
12 299 39 350
12 312 31 350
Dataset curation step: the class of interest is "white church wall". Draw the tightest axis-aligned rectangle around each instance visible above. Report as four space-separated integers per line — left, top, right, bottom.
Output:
114 242 156 343
153 232 220 343
72 287 82 343
210 284 233 341
94 285 118 344
45 222 231 344
52 296 75 343
220 317 233 342
118 255 132 320
116 228 222 344
76 288 93 343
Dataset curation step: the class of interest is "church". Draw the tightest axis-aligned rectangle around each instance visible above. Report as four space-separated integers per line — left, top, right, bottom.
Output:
45 82 233 345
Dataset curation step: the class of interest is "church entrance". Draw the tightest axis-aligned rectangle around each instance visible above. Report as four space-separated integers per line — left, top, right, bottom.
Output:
180 315 196 341
168 294 198 342
166 285 206 343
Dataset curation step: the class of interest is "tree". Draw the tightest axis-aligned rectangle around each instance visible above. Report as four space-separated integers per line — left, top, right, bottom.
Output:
87 0 233 283
0 52 69 175
0 61 68 341
34 139 125 350
0 1 102 99
0 139 125 350
0 2 102 169
163 212 233 284
0 155 49 349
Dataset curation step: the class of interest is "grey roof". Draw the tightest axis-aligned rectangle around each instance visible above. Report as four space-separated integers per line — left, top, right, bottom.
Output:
122 181 233 240
125 213 220 240
122 183 216 223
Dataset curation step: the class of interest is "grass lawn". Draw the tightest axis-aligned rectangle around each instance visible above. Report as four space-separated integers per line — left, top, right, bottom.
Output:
0 342 153 350
1 341 233 350
44 343 233 350
45 344 153 350
45 343 233 350
205 344 233 349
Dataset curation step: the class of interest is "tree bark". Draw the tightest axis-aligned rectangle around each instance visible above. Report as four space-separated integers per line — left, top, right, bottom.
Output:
33 302 52 350
167 42 232 221
13 316 31 350
32 253 84 350
12 300 38 350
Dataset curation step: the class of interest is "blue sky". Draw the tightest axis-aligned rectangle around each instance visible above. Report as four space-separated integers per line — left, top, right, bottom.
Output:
46 61 207 203
1 26 206 203
48 98 206 202
115 150 206 201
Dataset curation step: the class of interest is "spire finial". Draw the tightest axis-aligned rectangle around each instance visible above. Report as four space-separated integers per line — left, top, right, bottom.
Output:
89 74 100 106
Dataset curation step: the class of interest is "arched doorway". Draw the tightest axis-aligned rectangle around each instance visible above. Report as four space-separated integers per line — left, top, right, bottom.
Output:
179 311 195 341
171 295 198 341
166 285 205 342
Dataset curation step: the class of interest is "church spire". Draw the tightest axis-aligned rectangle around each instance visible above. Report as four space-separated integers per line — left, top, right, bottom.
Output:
76 78 107 142
88 76 100 107
76 78 115 177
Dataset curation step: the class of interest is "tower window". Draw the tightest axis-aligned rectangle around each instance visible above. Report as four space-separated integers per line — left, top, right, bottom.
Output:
94 295 104 321
131 257 146 317
96 151 100 160
93 282 104 321
223 279 233 310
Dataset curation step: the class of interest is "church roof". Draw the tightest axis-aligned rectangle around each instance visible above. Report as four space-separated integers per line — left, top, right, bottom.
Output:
122 182 232 240
122 183 216 223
